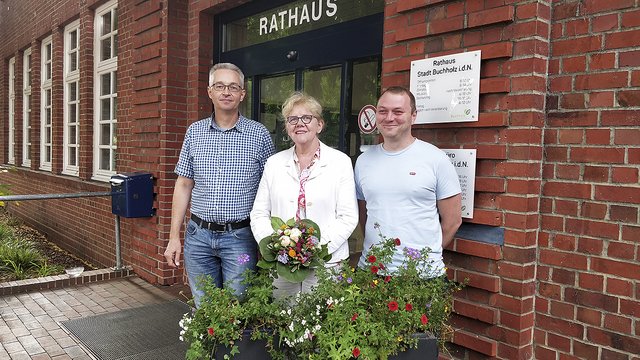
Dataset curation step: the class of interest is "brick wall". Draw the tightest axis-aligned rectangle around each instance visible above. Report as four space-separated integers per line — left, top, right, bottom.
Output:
0 0 174 281
539 1 640 359
2 0 639 358
381 0 552 358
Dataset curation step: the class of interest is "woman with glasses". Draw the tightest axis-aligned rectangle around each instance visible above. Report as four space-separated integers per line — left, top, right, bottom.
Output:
250 92 358 299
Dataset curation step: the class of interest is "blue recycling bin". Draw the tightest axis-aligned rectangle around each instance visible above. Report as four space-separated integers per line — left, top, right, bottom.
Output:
110 172 154 218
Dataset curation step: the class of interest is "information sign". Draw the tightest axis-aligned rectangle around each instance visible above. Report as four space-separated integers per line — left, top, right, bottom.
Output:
410 51 481 124
443 149 476 219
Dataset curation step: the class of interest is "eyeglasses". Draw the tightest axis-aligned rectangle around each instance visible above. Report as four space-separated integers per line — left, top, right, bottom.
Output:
209 82 243 93
286 115 315 125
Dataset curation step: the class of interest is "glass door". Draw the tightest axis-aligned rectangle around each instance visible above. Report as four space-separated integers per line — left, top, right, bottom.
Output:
254 58 379 158
259 74 295 150
303 66 342 150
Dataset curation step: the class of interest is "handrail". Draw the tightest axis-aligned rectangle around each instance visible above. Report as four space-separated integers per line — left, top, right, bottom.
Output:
0 191 125 270
0 191 115 201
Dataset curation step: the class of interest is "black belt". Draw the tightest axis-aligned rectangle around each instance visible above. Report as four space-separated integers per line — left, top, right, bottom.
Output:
190 214 250 232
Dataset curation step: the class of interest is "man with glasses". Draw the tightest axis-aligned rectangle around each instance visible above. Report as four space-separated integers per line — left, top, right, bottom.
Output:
164 63 275 307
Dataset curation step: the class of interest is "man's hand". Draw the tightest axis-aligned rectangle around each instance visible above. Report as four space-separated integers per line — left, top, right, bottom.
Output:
164 239 182 268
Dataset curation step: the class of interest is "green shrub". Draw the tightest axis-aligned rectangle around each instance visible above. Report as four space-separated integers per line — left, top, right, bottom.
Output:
0 233 47 281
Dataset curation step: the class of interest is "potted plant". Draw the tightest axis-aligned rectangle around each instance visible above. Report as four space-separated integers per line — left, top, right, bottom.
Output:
277 225 463 359
180 265 282 360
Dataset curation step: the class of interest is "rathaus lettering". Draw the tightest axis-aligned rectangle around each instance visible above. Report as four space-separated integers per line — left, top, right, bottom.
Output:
259 0 338 36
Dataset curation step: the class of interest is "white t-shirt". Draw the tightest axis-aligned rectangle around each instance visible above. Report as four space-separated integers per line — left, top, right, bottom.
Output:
355 139 461 275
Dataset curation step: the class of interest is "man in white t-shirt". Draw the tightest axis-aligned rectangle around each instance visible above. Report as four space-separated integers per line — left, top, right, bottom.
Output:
354 86 462 276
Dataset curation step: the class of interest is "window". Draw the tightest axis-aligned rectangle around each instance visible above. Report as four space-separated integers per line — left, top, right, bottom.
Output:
8 57 15 164
94 0 118 180
64 21 80 175
40 35 53 171
23 48 32 167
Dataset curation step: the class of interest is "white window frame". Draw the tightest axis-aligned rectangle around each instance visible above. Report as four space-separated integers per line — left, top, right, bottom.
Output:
63 20 80 176
22 48 32 167
93 0 118 181
40 35 53 171
8 57 16 164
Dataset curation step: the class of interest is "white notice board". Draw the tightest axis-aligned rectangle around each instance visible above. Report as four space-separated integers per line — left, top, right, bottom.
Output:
410 50 481 124
443 149 476 219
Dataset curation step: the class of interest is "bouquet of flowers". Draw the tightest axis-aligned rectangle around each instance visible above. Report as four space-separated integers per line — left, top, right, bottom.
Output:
257 217 331 282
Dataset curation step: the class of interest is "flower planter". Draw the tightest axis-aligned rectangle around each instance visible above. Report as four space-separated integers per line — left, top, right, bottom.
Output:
388 333 438 360
214 330 271 360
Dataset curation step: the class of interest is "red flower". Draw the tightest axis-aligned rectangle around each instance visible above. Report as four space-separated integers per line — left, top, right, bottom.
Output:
351 313 358 321
367 255 377 263
421 314 429 325
388 301 399 311
405 303 413 311
371 265 379 274
384 275 392 283
352 347 361 357
394 238 401 246
378 263 385 270
207 327 214 336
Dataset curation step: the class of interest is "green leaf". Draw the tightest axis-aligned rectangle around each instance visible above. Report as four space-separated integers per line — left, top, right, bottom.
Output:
256 259 274 269
270 217 285 232
258 236 276 262
277 262 312 283
285 217 296 227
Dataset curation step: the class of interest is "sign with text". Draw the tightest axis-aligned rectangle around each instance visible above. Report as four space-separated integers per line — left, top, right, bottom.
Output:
410 51 481 124
224 0 384 51
443 149 476 219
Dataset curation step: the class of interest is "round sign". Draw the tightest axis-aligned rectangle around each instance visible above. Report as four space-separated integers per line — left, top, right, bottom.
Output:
358 105 377 134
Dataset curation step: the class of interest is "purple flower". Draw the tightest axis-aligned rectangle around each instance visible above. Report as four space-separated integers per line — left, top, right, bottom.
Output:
277 254 289 264
346 277 352 284
404 247 420 260
336 274 344 281
308 236 319 246
237 254 250 265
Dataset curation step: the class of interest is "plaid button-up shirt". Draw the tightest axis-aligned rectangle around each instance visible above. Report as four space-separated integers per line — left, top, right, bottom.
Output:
175 114 275 223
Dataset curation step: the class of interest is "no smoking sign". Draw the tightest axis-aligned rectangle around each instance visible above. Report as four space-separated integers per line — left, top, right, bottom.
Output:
358 105 377 134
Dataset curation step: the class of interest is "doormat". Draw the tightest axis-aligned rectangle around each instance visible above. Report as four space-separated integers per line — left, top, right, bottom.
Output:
61 300 191 360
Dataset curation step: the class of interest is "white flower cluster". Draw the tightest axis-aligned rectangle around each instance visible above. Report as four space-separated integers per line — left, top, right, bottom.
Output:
282 304 323 347
179 313 192 342
326 296 344 307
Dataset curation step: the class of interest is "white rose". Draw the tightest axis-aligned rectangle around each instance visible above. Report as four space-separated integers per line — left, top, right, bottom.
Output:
280 236 291 247
289 228 302 241
284 228 291 236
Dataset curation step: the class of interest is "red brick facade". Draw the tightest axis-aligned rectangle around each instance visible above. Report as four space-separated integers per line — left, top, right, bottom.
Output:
1 0 638 358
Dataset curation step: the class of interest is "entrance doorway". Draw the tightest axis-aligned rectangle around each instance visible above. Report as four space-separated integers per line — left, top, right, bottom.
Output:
215 0 384 158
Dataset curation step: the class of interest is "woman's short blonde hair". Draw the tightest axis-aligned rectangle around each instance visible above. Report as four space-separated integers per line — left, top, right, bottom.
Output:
281 92 324 125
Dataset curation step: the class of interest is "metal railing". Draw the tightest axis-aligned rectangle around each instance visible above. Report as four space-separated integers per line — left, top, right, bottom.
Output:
0 191 126 271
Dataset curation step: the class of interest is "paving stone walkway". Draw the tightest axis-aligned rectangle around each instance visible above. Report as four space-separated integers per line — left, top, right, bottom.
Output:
0 277 182 359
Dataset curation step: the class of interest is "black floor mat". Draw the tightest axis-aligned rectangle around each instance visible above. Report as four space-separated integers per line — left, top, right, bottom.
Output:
61 300 190 360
